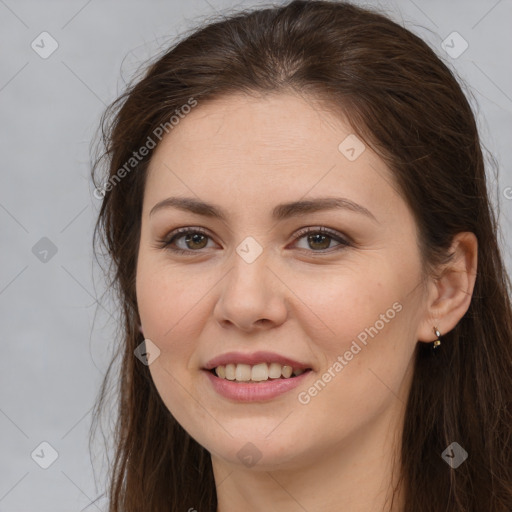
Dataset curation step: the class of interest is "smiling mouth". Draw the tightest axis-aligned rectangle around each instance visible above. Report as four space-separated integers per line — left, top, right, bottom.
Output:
207 362 312 383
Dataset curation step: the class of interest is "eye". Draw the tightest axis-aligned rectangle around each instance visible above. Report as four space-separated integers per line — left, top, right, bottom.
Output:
157 227 216 254
157 226 350 255
291 226 350 253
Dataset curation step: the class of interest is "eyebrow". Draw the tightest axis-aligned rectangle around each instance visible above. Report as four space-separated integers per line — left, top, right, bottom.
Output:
149 196 378 223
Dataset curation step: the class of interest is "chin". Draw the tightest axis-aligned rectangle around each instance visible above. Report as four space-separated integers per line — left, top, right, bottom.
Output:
200 429 316 471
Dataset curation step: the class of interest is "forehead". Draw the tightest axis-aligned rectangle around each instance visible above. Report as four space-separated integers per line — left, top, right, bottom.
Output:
147 92 378 180
143 92 405 225
153 92 348 156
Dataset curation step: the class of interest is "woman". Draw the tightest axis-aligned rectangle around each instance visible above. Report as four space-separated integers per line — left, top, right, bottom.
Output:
90 1 512 510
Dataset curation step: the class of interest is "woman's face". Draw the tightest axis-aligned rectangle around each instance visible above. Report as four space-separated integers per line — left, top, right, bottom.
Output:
136 92 430 471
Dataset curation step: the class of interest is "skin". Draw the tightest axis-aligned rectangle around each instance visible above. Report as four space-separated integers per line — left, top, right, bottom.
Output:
135 92 478 512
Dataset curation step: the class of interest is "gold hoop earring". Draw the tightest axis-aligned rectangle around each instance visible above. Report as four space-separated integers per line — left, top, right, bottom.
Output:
432 327 442 349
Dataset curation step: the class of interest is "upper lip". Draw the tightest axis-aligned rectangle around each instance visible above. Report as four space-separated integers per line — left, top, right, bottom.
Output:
203 351 313 371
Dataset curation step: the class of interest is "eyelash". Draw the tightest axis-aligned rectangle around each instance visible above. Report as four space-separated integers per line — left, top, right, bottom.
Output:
156 226 351 255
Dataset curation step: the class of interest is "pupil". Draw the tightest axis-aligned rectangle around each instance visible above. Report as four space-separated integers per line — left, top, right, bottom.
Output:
186 233 207 249
309 233 330 250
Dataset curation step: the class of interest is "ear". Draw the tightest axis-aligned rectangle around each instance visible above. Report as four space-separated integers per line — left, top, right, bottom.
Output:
417 232 478 343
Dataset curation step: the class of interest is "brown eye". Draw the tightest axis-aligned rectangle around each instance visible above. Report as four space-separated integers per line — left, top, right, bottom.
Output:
159 227 216 254
306 233 332 250
182 232 209 250
293 227 350 252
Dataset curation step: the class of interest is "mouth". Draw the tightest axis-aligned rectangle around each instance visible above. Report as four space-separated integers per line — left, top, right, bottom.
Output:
205 363 313 383
203 363 313 402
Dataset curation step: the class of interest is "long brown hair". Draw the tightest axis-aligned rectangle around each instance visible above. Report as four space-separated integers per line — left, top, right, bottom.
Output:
90 1 512 510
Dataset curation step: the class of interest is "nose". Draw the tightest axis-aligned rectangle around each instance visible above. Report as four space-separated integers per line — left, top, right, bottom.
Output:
213 245 288 332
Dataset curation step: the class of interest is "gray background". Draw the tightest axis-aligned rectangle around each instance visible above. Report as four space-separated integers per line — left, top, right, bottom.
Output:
1 0 511 510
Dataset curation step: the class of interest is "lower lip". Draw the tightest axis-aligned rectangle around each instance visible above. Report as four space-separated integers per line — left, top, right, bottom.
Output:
203 369 312 402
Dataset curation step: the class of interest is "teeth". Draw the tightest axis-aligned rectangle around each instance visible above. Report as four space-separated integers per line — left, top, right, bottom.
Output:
268 362 282 379
281 365 293 378
225 363 236 380
235 364 251 381
213 362 308 382
251 363 268 381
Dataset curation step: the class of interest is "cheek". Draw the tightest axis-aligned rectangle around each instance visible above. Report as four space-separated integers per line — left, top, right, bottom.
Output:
136 254 205 341
288 260 418 408
136 258 204 416
287 260 405 346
